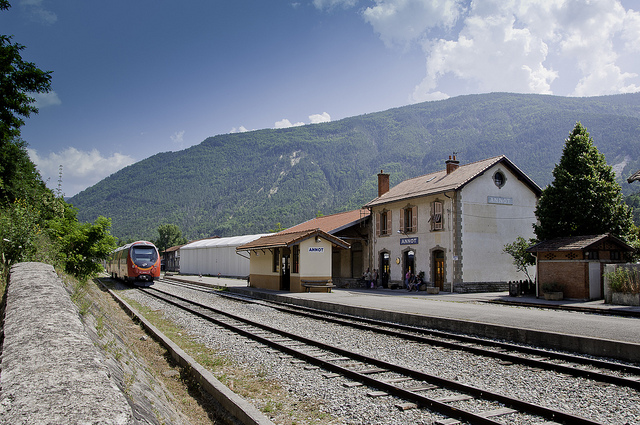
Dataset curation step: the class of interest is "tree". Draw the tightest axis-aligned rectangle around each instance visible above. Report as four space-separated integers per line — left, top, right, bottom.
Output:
534 122 635 242
503 236 536 282
155 224 187 253
0 1 52 206
0 0 52 144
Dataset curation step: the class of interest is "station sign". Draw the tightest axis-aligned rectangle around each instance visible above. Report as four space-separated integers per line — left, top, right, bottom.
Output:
487 196 513 205
308 247 324 253
400 237 418 245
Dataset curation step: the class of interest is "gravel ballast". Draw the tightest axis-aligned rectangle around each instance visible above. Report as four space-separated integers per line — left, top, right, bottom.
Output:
123 282 640 425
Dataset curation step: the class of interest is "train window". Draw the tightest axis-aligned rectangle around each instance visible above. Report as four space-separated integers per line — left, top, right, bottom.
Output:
131 246 158 267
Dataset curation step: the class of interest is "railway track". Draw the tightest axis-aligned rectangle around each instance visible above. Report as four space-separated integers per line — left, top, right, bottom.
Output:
161 277 640 391
141 282 611 424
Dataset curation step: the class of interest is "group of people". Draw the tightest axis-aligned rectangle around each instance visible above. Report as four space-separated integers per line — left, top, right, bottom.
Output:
405 270 423 291
362 268 378 289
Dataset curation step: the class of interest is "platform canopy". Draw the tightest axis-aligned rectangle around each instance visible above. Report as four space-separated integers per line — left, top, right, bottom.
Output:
236 228 350 252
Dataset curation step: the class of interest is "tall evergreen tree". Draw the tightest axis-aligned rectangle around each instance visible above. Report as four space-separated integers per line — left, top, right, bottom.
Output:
534 122 634 241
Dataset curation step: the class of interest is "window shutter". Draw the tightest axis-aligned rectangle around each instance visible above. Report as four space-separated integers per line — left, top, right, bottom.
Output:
434 201 443 230
376 212 381 236
411 206 418 233
386 210 392 235
399 209 405 233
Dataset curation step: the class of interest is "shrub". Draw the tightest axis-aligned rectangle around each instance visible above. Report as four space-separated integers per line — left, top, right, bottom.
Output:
606 267 640 294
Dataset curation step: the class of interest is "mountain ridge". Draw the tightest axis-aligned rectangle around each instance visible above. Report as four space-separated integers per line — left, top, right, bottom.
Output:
69 92 640 241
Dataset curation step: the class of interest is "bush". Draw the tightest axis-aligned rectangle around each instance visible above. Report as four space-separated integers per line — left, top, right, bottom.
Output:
606 267 640 294
542 281 564 293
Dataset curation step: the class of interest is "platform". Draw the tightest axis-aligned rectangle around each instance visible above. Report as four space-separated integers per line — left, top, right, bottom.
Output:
167 274 640 363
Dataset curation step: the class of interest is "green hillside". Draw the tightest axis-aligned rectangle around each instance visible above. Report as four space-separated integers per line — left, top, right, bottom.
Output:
68 92 640 241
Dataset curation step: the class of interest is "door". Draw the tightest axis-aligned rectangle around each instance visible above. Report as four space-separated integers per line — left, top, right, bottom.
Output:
379 252 390 288
433 250 444 290
403 250 415 288
589 262 601 299
281 250 290 291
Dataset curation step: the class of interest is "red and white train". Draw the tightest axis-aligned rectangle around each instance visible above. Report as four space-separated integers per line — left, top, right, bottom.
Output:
107 240 161 285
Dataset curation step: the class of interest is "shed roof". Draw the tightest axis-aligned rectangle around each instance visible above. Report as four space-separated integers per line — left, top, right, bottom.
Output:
284 209 369 234
527 234 634 253
182 234 270 250
364 155 541 208
236 229 350 251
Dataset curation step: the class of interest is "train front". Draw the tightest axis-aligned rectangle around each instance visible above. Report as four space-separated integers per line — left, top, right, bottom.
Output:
128 242 161 285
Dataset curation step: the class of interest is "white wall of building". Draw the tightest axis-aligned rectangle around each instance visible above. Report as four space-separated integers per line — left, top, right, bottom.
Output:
459 164 538 283
180 234 270 277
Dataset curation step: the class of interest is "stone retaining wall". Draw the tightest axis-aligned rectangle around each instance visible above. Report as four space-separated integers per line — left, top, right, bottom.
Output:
0 262 133 424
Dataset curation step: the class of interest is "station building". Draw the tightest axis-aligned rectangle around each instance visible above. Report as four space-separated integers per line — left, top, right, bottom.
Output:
363 155 542 293
283 209 370 287
236 229 350 292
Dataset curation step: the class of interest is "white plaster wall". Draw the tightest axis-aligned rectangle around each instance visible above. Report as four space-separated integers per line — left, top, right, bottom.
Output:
250 250 273 275
372 196 455 284
460 164 538 282
300 238 332 277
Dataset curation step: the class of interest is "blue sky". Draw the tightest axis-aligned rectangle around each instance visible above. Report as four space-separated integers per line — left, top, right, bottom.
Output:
3 0 640 196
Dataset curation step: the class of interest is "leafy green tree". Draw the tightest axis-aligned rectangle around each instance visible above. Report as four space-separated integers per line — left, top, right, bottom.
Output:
534 123 635 242
0 0 52 144
0 1 52 206
503 236 536 282
0 199 40 267
155 224 188 253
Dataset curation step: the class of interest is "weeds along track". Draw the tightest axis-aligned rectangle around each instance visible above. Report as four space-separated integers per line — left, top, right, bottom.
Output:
140 280 633 425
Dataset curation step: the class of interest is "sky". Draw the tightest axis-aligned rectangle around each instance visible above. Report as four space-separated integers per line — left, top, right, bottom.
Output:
3 0 640 196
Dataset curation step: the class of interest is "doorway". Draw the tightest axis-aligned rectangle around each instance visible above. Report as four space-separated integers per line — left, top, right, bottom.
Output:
379 251 390 288
432 250 444 290
281 248 290 291
403 250 415 288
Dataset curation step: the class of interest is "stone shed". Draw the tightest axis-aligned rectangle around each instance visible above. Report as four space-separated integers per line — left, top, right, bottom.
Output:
527 234 634 300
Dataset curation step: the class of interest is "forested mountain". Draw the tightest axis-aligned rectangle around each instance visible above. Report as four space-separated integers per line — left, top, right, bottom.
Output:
68 92 640 241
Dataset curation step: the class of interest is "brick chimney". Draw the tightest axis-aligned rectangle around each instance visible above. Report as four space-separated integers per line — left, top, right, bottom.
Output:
445 155 460 174
377 170 390 197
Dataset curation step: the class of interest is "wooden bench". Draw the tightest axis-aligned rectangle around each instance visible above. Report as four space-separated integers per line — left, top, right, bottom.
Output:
301 279 335 293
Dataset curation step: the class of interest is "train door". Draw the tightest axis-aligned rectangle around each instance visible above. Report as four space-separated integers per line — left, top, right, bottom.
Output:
432 250 445 290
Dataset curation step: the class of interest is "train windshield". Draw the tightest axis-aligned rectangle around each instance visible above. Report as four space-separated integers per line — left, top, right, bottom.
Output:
131 246 158 268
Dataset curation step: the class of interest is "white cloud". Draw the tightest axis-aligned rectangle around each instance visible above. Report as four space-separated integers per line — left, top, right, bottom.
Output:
360 0 640 100
28 147 135 197
363 0 462 47
30 91 61 108
313 0 358 10
170 130 185 148
274 118 305 129
309 112 331 123
230 126 250 133
19 0 57 24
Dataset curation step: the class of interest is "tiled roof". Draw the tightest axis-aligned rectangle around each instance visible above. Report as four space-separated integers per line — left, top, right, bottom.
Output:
364 155 541 207
527 234 634 252
284 209 370 234
236 229 350 251
628 169 640 183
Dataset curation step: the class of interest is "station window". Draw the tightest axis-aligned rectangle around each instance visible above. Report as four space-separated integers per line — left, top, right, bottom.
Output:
402 206 417 233
378 210 392 236
610 251 621 261
494 171 506 188
430 201 443 231
292 245 299 273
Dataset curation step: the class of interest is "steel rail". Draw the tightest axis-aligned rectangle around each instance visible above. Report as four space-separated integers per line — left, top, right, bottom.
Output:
177 279 640 386
142 286 604 425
